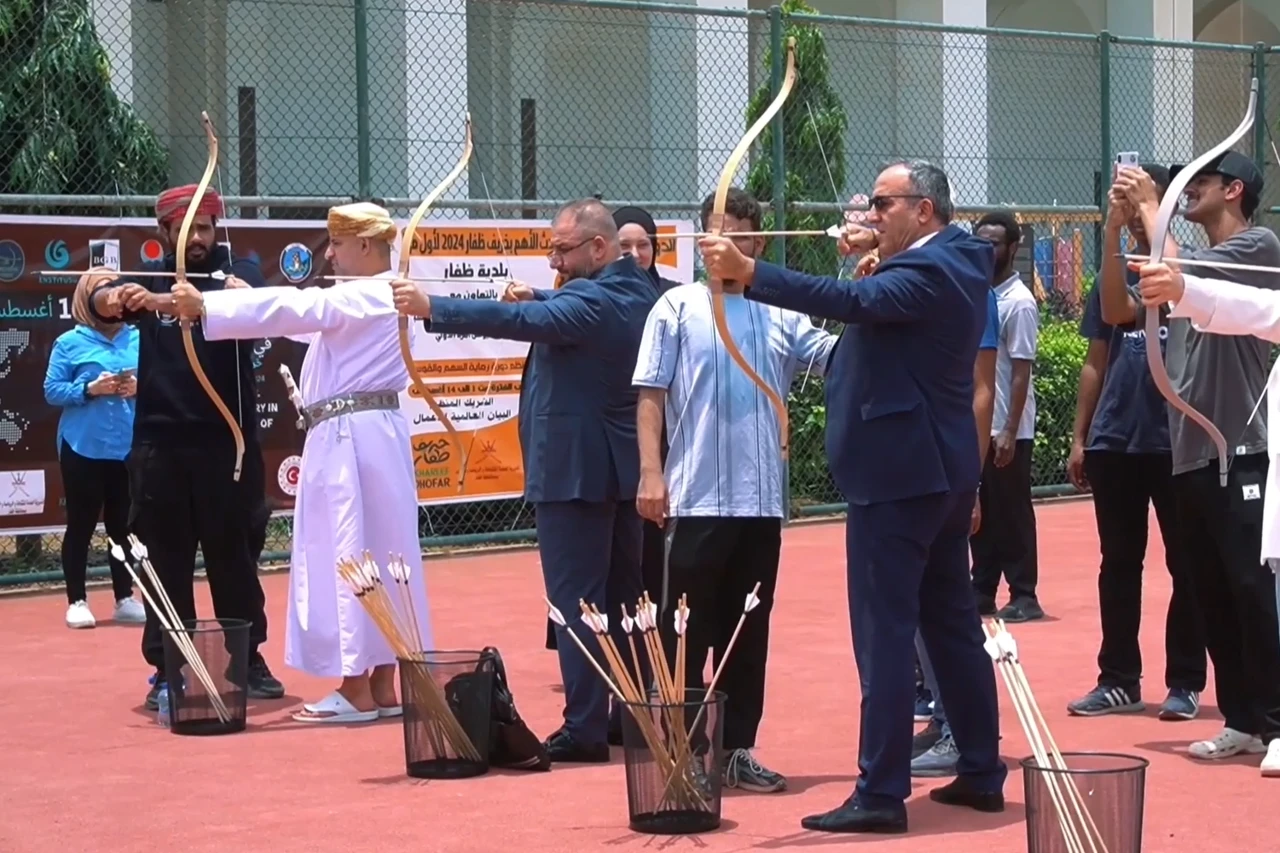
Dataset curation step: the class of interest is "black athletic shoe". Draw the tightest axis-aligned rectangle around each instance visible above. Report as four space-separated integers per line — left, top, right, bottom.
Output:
247 656 285 699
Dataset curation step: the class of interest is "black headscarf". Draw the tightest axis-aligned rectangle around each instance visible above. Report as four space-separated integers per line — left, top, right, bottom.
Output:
613 205 678 294
612 206 659 270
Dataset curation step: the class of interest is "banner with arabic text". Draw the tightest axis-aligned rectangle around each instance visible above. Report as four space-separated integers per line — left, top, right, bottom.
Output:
394 219 694 502
0 215 694 531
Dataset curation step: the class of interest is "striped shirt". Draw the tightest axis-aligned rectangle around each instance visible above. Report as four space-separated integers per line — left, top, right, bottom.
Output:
632 283 836 518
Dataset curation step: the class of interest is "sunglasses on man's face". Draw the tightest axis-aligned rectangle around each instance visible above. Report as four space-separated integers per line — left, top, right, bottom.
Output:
867 194 925 212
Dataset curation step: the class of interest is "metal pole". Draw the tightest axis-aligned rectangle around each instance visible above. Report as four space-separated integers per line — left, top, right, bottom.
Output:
769 5 787 268
1097 31 1111 272
354 0 373 200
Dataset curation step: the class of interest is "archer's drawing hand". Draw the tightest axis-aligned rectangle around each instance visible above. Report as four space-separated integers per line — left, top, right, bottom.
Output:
391 278 432 318
698 235 754 284
170 282 205 320
222 275 251 290
116 283 151 314
1130 261 1185 307
637 469 669 526
837 224 879 257
501 280 535 302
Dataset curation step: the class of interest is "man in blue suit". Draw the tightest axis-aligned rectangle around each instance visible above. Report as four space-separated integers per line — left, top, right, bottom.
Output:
700 160 1007 833
391 198 659 762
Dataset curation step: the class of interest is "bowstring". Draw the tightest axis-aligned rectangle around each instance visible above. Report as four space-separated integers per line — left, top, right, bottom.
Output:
798 99 851 394
215 159 245 433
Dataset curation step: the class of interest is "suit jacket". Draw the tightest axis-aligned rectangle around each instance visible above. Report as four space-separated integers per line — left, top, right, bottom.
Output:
746 224 994 506
1170 272 1280 564
428 256 660 503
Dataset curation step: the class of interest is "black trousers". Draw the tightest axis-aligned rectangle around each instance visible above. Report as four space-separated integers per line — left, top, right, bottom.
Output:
131 440 270 677
970 439 1039 602
661 516 781 751
1084 450 1206 691
58 441 132 604
545 518 668 653
1172 453 1280 740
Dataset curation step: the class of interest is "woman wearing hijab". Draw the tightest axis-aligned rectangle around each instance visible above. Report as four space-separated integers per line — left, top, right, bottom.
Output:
611 206 678 603
44 268 144 629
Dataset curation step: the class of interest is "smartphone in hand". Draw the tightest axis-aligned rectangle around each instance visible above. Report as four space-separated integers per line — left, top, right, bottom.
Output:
1114 151 1139 178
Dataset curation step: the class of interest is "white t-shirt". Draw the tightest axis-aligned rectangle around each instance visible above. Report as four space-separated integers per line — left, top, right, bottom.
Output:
632 283 836 518
992 273 1038 440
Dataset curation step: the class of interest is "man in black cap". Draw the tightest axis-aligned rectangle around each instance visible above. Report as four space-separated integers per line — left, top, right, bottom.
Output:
1101 151 1280 768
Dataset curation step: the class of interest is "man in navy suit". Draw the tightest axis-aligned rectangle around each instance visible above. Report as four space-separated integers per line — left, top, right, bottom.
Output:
391 198 659 762
700 160 1007 833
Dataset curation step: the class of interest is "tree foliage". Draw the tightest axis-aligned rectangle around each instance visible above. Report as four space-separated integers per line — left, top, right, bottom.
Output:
743 1 850 508
744 0 848 280
0 0 167 214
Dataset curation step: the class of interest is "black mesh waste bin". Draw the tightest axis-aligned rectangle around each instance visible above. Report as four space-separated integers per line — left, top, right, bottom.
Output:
398 651 494 779
161 617 250 736
1022 751 1149 853
620 688 725 835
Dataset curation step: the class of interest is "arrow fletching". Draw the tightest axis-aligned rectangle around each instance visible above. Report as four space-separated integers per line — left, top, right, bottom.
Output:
994 630 1018 661
546 600 567 626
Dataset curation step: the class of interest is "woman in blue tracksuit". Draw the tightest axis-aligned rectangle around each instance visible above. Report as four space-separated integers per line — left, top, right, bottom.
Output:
44 269 144 629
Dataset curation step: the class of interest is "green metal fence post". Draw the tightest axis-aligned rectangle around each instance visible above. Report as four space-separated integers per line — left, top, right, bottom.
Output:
1254 42 1268 184
769 5 787 267
354 0 372 200
1097 30 1111 271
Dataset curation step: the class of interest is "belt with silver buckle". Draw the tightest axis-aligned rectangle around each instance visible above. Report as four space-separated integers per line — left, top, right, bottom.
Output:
303 391 400 430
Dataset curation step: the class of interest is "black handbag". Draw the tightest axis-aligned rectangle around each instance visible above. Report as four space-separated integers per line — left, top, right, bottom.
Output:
480 646 550 771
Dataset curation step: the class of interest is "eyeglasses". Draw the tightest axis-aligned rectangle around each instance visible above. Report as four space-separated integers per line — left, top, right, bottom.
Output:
868 194 925 212
546 236 595 259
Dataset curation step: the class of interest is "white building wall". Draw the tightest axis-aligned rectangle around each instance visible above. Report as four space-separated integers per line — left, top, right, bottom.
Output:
86 0 1277 213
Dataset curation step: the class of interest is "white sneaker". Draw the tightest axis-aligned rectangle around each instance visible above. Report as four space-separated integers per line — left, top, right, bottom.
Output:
65 600 96 629
1188 727 1267 760
1262 739 1280 777
113 597 146 623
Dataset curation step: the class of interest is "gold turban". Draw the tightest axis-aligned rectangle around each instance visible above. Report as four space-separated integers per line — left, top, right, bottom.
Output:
327 202 398 244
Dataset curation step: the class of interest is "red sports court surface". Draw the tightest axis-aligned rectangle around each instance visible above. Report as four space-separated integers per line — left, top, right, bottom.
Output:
2 500 1275 852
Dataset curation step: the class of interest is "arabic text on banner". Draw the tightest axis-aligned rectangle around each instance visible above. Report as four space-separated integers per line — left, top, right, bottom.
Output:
395 220 694 503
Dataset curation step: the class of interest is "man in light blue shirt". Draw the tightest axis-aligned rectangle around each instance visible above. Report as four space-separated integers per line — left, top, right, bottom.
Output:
633 188 836 794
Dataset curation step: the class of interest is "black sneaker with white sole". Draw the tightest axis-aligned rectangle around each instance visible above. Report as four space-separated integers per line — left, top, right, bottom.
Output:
723 748 787 793
1066 684 1144 716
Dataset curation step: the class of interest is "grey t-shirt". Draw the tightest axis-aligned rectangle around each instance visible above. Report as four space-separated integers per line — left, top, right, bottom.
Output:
1136 226 1280 475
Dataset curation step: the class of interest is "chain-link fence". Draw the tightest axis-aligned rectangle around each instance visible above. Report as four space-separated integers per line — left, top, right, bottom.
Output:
2 0 1279 584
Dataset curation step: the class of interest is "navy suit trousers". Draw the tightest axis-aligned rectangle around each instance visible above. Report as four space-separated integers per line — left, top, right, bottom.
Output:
845 488 1007 807
536 498 645 744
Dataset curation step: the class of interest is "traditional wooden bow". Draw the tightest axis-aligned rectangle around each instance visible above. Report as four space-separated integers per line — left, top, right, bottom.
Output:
398 115 473 493
177 111 245 482
706 36 798 462
1142 77 1258 488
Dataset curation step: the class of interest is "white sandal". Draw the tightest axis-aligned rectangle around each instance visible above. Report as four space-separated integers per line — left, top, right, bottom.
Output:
291 691 380 724
376 705 403 718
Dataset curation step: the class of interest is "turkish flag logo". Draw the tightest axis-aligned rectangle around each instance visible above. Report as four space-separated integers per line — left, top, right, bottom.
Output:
140 239 164 263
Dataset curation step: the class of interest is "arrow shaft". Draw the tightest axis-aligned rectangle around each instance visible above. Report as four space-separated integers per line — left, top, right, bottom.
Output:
1121 253 1280 277
671 230 833 239
38 269 220 279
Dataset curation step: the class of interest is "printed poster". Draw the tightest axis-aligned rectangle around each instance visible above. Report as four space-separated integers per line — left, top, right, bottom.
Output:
393 219 694 503
0 214 695 528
